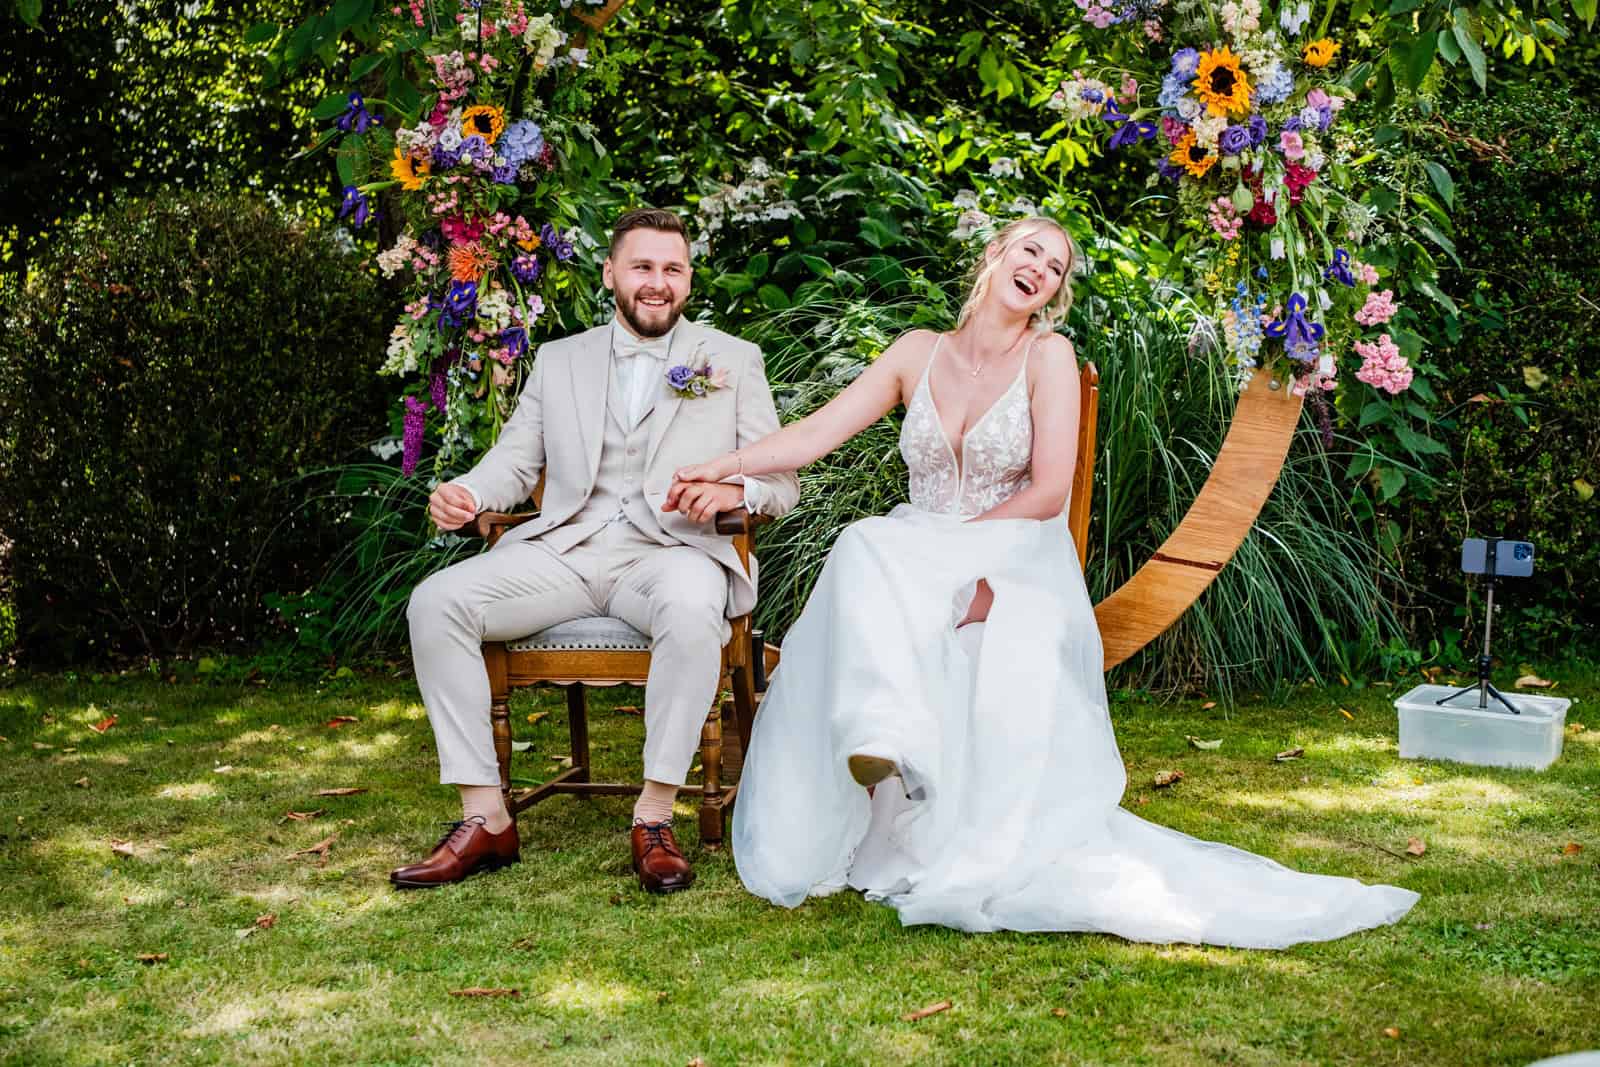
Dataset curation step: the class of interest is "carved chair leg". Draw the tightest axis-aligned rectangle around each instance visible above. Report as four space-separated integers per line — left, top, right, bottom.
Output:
566 684 591 785
730 662 759 759
698 698 725 848
486 643 513 805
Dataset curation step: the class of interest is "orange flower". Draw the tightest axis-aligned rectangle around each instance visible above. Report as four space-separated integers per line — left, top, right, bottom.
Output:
1303 38 1340 67
1170 131 1217 178
460 105 506 146
516 235 542 253
1193 47 1252 117
389 148 431 191
448 243 496 283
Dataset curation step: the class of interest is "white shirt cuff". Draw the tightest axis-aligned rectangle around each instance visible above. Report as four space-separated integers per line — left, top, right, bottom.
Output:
739 477 768 517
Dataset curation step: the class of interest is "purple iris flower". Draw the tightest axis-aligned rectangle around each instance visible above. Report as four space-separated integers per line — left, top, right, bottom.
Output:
1081 87 1105 103
1218 124 1252 155
336 92 381 134
1155 158 1185 183
666 364 695 391
438 280 478 327
500 326 528 358
337 185 370 228
1264 293 1326 360
1247 113 1268 146
1324 248 1356 287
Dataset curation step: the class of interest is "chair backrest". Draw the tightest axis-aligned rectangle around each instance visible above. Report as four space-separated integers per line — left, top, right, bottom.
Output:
1067 362 1099 570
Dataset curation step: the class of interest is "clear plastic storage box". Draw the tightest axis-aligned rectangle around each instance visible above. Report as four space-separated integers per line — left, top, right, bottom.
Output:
1394 684 1570 771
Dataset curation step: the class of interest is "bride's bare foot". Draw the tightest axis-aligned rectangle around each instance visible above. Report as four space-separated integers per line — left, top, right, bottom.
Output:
848 754 899 788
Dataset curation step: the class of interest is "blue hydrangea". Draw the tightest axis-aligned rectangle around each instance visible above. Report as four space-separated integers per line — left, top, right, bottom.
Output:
1255 64 1295 105
1157 71 1191 111
498 119 545 168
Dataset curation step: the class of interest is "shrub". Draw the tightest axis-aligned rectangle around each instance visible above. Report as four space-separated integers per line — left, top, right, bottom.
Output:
0 190 393 662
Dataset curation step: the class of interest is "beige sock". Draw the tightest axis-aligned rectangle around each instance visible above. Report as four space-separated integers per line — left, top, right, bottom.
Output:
459 785 511 833
632 780 678 825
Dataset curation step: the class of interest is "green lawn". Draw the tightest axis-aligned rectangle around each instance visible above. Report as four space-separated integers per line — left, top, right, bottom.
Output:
2 665 1596 1066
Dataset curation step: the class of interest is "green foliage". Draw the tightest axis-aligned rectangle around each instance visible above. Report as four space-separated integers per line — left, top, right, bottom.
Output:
0 0 336 276
1402 84 1600 658
0 190 392 662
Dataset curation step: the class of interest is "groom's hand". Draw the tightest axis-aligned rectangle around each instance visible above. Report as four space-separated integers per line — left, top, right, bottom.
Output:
663 480 744 524
429 482 478 531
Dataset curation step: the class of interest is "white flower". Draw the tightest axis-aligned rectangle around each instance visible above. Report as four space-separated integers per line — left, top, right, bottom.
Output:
369 437 404 460
477 286 514 331
382 323 418 375
328 227 357 255
952 208 992 240
1009 196 1038 216
1194 114 1228 148
437 125 463 152
1176 97 1202 121
952 188 979 210
987 156 1021 178
1279 0 1312 36
376 233 417 277
1270 237 1285 259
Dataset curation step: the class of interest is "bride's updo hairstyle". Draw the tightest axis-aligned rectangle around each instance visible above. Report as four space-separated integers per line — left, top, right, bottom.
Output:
956 216 1079 334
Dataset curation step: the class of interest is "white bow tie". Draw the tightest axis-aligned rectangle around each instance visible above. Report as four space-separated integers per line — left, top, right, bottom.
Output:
613 333 670 361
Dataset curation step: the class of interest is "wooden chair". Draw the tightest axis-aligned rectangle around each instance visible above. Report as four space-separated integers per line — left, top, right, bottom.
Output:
1069 362 1100 570
466 501 772 849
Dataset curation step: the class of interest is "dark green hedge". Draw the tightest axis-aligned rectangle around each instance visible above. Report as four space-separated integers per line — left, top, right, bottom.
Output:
0 191 392 662
1415 86 1600 657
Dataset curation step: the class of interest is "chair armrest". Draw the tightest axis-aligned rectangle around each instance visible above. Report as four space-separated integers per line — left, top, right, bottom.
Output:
714 507 774 536
461 511 537 547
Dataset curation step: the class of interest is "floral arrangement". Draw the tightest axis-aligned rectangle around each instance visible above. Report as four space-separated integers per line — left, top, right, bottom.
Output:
665 357 730 399
1047 0 1415 399
321 0 609 476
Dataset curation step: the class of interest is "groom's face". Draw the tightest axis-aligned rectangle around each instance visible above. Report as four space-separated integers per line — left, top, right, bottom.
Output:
603 228 693 338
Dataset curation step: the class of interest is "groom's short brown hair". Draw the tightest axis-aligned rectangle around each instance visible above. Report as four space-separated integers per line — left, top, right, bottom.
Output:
609 208 690 258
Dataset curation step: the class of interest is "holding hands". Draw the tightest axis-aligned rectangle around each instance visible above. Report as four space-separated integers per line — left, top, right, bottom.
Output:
664 453 744 523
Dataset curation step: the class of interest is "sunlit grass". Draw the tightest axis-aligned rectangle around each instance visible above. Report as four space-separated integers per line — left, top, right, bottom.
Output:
1 666 1596 1065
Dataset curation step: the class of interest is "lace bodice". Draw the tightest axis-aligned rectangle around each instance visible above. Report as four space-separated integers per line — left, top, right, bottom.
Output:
898 335 1034 518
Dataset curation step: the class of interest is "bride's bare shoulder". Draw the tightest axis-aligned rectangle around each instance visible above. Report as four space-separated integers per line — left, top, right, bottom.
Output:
1028 333 1081 398
880 328 943 363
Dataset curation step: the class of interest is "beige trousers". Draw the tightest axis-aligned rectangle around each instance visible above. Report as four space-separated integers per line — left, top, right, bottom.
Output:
407 521 730 787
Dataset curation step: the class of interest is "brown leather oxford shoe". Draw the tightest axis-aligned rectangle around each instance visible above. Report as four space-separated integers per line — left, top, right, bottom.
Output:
630 820 695 894
390 816 520 889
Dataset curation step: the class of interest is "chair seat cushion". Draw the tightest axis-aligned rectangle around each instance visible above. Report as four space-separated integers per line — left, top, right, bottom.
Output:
504 616 651 653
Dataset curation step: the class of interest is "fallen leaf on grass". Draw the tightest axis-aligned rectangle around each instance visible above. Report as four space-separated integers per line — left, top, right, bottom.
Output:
1185 736 1223 750
1405 838 1427 857
687 1058 706 1067
615 705 643 716
1567 723 1586 735
1200 701 1216 710
74 777 90 788
254 913 277 930
32 742 53 751
1153 770 1185 788
89 715 118 734
1274 747 1305 762
1338 708 1355 721
136 953 168 965
279 810 325 823
1051 1008 1070 1018
288 834 337 862
901 1000 952 1022
314 787 367 797
325 716 360 729
1515 674 1555 689
1383 1027 1400 1039
1561 842 1583 856
526 711 549 726
1135 795 1150 805
510 741 533 752
449 987 520 998
110 839 136 859
213 765 234 775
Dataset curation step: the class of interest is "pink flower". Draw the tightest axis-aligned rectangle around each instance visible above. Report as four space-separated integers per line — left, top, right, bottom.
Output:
1307 87 1345 113
1355 261 1379 285
1161 115 1188 145
1143 17 1164 40
1354 334 1414 394
1208 197 1242 240
1120 74 1139 102
1354 289 1398 326
1279 130 1305 161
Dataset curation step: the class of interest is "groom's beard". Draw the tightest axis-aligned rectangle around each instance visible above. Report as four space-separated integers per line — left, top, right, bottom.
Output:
615 288 690 339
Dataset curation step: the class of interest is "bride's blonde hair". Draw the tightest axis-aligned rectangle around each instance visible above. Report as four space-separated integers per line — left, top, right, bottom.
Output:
956 216 1079 333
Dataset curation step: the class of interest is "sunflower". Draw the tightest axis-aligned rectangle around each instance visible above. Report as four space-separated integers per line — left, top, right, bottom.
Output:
448 243 496 283
1170 131 1218 178
1193 47 1252 117
1302 38 1340 67
389 148 431 191
460 105 506 145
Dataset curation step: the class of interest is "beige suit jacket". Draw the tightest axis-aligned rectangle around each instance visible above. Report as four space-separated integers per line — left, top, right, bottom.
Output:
454 319 800 617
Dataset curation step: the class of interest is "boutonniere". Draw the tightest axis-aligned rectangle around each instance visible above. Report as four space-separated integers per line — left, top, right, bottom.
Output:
665 354 729 399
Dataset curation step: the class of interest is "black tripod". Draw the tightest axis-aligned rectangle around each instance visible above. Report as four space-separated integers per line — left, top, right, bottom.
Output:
1436 536 1521 715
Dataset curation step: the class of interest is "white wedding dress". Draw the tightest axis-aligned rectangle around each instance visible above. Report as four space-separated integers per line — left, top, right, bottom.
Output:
732 338 1419 947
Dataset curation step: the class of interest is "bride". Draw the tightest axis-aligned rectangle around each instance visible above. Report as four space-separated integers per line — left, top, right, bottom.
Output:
666 217 1418 947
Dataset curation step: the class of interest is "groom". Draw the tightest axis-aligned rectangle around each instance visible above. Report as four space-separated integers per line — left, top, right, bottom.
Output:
392 208 799 893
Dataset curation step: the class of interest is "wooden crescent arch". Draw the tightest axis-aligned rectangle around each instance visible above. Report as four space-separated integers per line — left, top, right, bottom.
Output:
1082 367 1306 671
